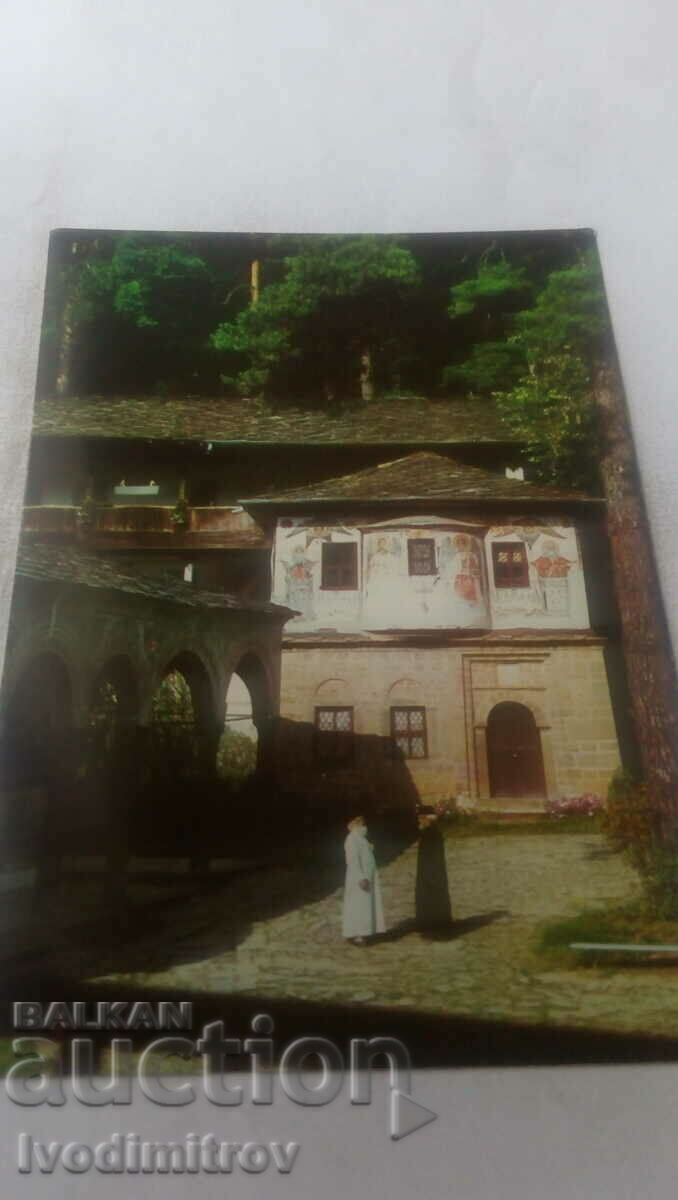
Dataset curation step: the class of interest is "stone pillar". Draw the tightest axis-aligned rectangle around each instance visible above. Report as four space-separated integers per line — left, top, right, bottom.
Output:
474 724 490 802
537 725 557 803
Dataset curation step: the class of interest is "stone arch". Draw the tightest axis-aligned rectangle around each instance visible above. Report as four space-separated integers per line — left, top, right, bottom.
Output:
219 649 277 775
314 677 352 702
313 678 354 730
3 627 86 724
387 677 424 705
154 649 216 732
4 650 73 743
148 649 220 786
2 650 76 826
474 690 549 730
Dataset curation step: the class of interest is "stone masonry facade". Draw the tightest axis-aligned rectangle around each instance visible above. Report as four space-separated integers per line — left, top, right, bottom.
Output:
279 641 621 809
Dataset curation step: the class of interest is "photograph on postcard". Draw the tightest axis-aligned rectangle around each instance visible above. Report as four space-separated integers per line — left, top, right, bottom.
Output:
2 229 677 1070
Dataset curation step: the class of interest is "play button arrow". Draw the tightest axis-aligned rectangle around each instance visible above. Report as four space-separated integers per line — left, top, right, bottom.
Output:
390 1090 438 1140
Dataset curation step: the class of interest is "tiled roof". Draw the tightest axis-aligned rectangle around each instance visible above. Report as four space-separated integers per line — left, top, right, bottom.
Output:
32 394 516 445
243 452 600 504
15 542 291 616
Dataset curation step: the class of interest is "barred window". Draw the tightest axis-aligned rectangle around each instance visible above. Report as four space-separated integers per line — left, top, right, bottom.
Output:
391 706 428 759
407 538 437 576
314 706 354 765
321 542 358 589
492 541 529 588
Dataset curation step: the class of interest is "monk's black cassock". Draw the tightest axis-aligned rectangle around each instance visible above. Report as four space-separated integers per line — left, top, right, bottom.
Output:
415 822 453 930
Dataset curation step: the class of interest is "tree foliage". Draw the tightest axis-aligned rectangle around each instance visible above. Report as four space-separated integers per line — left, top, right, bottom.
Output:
39 228 605 466
79 239 210 331
216 727 257 788
493 253 608 488
151 669 195 724
211 236 420 403
447 256 530 318
442 254 532 394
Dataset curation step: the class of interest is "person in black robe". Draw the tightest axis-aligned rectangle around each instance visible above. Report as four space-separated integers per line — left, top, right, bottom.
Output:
415 806 453 932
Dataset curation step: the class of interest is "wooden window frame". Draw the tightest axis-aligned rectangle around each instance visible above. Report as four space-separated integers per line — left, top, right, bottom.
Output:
320 542 358 590
314 706 355 765
407 538 437 577
390 706 428 759
492 541 530 589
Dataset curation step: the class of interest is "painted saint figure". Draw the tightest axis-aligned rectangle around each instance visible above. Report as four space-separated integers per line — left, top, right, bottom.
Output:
283 544 315 620
531 539 574 615
342 816 385 944
450 533 482 606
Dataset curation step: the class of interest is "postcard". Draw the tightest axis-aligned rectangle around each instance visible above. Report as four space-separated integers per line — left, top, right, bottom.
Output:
2 229 677 1138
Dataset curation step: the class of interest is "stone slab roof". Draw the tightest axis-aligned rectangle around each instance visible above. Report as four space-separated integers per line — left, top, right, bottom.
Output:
15 542 292 617
243 451 600 504
32 395 517 445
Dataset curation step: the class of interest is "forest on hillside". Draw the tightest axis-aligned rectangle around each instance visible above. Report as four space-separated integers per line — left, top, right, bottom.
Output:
38 229 611 487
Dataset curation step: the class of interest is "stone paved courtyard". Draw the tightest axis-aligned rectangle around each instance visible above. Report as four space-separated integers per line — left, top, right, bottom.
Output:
44 828 678 1042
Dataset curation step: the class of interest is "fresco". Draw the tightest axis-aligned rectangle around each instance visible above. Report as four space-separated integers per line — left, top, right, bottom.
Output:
274 519 491 631
274 519 589 633
486 525 589 628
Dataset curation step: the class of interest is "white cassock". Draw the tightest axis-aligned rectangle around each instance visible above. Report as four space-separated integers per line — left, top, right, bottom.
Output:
342 830 385 938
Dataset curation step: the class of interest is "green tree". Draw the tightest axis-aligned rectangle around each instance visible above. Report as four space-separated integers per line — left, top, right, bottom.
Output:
444 253 532 394
79 238 210 333
493 253 606 488
40 234 229 395
216 727 257 788
495 251 678 850
211 236 420 404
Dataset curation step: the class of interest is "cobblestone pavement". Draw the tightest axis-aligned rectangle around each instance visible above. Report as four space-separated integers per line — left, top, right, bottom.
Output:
65 830 678 1040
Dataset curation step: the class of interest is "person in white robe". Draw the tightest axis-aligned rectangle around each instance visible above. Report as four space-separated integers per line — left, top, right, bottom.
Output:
342 816 385 944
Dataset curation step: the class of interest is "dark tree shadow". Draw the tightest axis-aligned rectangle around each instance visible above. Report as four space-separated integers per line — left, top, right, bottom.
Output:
0 716 421 982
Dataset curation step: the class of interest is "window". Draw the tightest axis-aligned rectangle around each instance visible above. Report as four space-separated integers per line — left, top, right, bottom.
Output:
321 542 358 589
492 542 529 588
407 538 437 576
314 706 354 764
391 706 428 759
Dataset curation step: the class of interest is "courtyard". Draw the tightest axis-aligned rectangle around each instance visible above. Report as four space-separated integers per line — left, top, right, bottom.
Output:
7 827 678 1051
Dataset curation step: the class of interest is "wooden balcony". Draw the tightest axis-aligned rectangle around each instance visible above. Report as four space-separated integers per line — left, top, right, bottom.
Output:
22 505 270 549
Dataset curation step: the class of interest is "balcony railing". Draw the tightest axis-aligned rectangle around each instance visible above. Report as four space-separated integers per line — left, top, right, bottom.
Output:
22 505 269 547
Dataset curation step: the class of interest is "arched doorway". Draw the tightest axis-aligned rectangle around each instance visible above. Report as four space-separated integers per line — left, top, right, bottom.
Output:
2 653 75 874
150 652 216 783
487 702 546 800
4 652 74 782
219 671 258 787
220 652 272 780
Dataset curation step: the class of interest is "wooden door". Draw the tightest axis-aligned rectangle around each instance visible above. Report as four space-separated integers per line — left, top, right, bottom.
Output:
487 702 546 799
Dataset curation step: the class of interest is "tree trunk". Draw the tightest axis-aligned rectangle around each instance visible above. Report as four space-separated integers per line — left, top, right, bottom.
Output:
594 359 678 838
360 346 374 403
56 239 91 397
55 295 75 396
250 259 260 305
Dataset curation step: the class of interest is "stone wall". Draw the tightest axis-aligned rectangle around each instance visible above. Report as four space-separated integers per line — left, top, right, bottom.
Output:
279 641 621 810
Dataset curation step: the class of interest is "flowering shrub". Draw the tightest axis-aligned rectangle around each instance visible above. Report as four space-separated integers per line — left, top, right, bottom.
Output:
545 793 604 820
427 796 478 827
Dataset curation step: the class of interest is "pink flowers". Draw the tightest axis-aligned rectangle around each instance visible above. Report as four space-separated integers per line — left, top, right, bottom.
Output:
545 793 604 819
